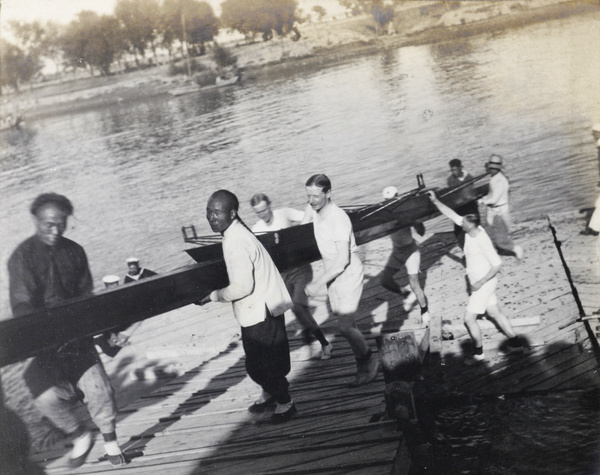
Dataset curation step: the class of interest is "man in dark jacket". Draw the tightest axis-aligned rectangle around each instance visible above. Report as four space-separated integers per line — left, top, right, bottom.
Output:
8 193 126 468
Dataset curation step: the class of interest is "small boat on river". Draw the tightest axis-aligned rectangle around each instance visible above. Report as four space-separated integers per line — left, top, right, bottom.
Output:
0 175 487 367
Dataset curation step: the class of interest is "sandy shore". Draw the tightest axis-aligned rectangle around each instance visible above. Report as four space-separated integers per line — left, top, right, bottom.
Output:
3 0 597 123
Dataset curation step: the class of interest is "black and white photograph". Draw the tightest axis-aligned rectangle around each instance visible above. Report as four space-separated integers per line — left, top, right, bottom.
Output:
1 0 599 473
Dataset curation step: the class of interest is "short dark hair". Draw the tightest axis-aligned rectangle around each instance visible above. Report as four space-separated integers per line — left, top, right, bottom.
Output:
305 174 331 193
463 214 480 227
209 189 239 212
250 193 270 207
30 193 74 217
449 159 462 168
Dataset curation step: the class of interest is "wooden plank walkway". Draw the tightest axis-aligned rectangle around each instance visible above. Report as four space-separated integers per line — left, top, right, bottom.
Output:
26 213 600 473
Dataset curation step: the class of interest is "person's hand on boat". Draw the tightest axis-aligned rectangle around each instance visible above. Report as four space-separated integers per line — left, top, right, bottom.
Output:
426 190 438 202
195 294 212 306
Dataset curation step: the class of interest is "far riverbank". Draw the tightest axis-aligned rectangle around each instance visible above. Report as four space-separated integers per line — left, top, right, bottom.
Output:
3 0 598 123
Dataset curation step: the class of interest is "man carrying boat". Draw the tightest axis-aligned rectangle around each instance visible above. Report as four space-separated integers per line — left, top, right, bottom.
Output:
250 193 333 360
380 186 430 326
447 159 479 249
7 193 126 467
303 174 380 386
200 190 297 424
427 190 524 364
479 154 524 260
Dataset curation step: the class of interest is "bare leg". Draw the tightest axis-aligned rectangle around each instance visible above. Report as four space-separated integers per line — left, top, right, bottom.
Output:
337 313 368 358
408 274 427 308
381 266 402 293
464 311 483 348
486 304 517 338
292 303 319 332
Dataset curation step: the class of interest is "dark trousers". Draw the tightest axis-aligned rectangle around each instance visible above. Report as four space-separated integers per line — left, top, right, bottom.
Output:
241 313 291 405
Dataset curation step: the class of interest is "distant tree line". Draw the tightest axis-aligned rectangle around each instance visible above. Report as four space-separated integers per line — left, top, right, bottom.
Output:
1 0 395 94
0 0 302 93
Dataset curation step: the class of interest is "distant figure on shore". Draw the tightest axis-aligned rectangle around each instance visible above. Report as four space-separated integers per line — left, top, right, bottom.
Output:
123 257 157 283
7 193 127 467
581 125 600 236
250 193 333 359
380 186 430 326
303 174 380 386
199 190 297 424
479 154 524 260
447 159 479 249
428 190 524 365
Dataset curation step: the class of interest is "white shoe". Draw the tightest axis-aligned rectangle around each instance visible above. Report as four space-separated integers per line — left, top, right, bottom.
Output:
514 245 524 260
464 352 485 366
68 430 94 468
421 311 430 326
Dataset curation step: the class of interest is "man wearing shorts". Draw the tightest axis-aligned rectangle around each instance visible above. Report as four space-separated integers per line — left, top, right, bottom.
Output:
428 191 524 364
380 186 430 325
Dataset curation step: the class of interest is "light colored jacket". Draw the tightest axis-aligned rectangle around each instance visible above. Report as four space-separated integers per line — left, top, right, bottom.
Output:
210 220 292 327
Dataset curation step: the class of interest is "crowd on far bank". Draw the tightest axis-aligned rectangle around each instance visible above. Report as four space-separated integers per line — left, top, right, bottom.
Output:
4 125 600 469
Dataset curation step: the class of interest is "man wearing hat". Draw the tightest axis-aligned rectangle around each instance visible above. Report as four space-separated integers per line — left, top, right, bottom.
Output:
380 186 430 326
480 154 524 260
123 258 156 283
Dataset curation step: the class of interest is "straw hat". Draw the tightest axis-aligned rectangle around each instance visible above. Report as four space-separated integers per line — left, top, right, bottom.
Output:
487 155 503 170
382 186 398 200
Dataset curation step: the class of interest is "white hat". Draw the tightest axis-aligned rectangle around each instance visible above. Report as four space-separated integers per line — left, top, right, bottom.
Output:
103 275 120 285
382 186 398 200
126 257 139 264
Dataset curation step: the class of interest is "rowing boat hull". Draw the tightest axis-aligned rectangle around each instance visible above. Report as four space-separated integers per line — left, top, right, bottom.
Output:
0 182 487 366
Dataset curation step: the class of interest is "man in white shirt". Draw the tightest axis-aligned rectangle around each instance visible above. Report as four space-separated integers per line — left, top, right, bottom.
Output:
480 154 524 260
428 191 524 365
200 190 297 424
250 193 333 360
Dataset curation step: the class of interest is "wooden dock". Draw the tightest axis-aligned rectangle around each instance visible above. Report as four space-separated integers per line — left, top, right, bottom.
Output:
17 212 600 473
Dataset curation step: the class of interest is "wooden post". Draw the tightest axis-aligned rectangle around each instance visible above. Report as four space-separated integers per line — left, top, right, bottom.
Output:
376 330 429 383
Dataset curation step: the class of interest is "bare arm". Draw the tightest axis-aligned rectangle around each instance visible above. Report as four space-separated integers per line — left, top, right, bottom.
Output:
300 204 314 224
305 240 351 297
427 191 463 227
470 264 501 291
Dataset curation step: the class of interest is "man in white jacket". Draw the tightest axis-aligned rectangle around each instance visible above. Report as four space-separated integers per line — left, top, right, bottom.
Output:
200 190 297 424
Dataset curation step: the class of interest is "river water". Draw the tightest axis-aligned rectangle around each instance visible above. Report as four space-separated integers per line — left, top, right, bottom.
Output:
1 13 599 297
1 12 600 473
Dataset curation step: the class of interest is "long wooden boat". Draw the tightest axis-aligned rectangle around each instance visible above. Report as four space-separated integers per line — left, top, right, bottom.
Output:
0 176 487 367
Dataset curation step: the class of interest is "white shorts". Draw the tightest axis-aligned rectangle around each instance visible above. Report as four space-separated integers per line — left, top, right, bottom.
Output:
466 276 498 314
327 255 364 315
385 242 421 275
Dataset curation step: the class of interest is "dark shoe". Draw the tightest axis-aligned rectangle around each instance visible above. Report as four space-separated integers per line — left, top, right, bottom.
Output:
107 452 128 466
505 337 525 354
271 403 297 424
68 431 94 468
580 227 599 236
248 397 276 414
